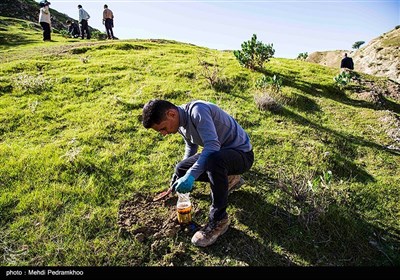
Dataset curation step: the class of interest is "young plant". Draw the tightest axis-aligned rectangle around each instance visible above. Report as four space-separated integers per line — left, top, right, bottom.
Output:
198 56 231 92
255 74 282 93
333 71 352 89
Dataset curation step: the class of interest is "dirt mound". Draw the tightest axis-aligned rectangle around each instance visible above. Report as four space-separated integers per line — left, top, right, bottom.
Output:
306 49 347 68
118 193 201 240
117 193 202 265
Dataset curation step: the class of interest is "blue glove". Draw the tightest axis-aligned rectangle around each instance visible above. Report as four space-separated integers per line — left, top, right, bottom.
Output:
172 173 195 193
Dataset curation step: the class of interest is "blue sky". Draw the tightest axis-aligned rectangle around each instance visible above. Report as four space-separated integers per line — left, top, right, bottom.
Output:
48 0 399 58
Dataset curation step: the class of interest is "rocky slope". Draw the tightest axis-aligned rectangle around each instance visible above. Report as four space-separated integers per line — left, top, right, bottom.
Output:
306 27 400 83
0 0 98 32
354 28 400 84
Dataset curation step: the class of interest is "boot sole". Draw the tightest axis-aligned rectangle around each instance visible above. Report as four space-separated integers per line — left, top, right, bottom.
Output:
228 177 245 194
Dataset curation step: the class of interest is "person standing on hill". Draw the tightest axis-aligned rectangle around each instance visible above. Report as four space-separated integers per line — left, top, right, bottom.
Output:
103 4 115 40
340 53 354 70
142 99 254 247
39 0 51 41
78 4 91 39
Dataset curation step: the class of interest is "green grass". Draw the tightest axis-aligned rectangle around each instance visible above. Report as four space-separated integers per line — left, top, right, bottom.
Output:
0 16 399 266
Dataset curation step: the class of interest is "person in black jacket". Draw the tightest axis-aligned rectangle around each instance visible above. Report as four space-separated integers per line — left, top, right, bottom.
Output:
66 20 80 38
340 53 354 70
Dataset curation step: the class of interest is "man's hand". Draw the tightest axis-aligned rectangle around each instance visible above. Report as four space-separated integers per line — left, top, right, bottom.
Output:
172 173 195 193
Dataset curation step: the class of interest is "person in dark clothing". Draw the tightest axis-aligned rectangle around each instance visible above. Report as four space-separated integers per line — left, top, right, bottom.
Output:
340 53 354 70
66 20 80 38
103 4 115 39
142 99 254 247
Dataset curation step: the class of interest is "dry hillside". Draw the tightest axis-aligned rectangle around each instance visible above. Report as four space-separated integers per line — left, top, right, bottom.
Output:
306 27 400 83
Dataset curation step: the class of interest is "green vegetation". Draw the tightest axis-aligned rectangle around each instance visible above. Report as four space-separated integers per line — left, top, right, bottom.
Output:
297 52 308 61
333 71 353 89
352 41 365 49
233 34 275 70
0 16 399 266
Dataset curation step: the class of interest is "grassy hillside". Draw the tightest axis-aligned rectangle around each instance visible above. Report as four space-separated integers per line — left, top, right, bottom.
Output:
0 16 399 266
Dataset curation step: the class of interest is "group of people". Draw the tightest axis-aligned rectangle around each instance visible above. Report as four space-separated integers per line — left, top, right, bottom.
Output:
38 1 116 41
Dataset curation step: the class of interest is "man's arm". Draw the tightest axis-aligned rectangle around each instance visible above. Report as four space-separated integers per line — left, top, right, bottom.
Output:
186 105 220 179
183 140 198 159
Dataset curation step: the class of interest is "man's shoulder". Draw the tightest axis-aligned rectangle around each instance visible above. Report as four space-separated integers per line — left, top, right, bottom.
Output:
189 100 211 110
181 100 207 114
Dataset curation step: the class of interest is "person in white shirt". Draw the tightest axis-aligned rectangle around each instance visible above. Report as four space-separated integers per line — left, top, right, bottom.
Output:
77 4 91 39
39 1 51 41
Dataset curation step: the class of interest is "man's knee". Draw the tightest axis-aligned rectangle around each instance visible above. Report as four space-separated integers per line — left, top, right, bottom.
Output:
205 152 224 171
175 161 189 177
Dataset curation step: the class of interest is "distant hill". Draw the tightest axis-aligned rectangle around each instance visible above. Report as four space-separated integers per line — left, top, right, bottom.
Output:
306 27 400 83
0 0 98 33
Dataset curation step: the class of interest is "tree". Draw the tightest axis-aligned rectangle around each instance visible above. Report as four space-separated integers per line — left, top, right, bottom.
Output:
297 52 308 60
352 41 365 49
233 34 275 70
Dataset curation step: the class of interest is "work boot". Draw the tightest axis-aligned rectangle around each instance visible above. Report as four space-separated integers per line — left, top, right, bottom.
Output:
191 216 230 247
228 175 245 194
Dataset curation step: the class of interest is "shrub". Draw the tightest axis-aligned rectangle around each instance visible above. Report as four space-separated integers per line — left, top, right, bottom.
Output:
198 56 231 92
59 29 70 38
255 74 282 93
91 30 107 40
233 34 275 70
334 71 351 89
297 52 308 60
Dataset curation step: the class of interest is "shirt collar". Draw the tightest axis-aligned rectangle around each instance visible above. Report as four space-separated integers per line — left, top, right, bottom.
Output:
177 106 187 128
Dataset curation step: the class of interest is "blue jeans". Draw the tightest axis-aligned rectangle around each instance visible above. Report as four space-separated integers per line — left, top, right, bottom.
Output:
174 149 254 222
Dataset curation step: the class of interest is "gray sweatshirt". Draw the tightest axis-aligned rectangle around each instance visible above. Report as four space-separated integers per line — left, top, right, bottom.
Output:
177 100 252 179
78 8 90 22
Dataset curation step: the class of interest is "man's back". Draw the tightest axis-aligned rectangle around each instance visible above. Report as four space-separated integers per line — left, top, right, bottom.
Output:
341 55 354 70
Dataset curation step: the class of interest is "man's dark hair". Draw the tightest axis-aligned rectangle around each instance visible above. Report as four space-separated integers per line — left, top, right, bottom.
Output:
78 4 82 8
104 4 108 8
142 99 177 128
39 0 50 7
